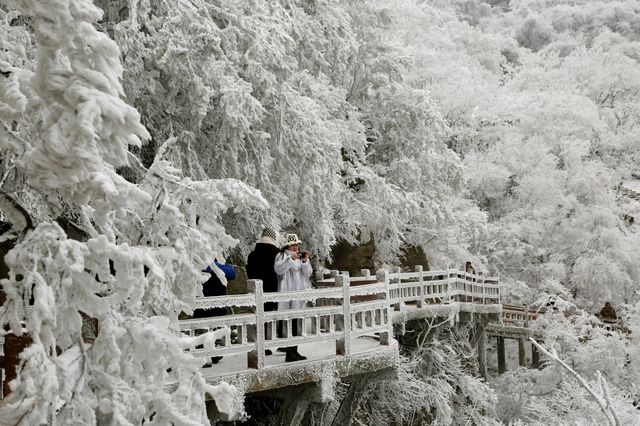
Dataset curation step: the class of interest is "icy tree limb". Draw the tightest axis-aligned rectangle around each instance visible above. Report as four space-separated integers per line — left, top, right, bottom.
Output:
0 190 33 234
529 338 620 426
597 371 622 426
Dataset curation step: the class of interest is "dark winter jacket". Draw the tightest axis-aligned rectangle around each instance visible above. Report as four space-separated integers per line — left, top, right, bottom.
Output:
193 261 235 318
247 242 279 311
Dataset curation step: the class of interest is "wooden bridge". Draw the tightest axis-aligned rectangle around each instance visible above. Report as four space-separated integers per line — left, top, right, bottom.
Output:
172 267 502 422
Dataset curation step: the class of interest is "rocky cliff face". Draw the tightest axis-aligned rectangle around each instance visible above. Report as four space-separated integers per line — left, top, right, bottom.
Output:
326 239 430 276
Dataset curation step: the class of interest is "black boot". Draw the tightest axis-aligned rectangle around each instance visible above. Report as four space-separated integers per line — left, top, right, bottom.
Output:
203 356 223 368
285 346 307 362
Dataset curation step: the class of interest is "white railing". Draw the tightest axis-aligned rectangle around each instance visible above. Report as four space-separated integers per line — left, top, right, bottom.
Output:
179 267 502 369
500 304 631 334
384 267 500 308
315 267 500 310
179 274 392 369
500 304 542 327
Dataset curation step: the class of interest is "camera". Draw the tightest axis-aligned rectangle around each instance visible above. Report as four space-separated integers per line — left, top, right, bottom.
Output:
298 250 307 258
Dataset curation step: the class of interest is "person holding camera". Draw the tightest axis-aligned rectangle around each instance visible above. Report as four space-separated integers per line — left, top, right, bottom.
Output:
274 233 312 362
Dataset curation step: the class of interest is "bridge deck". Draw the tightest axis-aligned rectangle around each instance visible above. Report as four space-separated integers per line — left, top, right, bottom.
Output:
485 323 542 339
166 335 397 395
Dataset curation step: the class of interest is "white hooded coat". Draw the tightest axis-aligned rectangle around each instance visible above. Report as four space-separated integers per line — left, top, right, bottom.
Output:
274 250 313 310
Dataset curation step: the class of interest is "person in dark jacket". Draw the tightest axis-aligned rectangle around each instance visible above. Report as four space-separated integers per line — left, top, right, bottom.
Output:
246 227 280 355
194 260 236 366
247 227 280 305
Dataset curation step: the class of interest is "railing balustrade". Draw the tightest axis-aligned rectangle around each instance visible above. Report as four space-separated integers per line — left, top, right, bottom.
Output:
500 304 542 327
180 267 502 370
179 274 393 369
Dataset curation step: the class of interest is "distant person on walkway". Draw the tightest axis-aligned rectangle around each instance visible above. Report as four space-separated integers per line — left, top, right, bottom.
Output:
247 226 280 356
193 260 236 367
598 302 617 322
465 261 475 274
274 233 312 362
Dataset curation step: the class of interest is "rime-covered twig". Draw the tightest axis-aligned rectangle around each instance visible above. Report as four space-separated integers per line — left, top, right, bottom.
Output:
597 371 622 426
529 338 620 426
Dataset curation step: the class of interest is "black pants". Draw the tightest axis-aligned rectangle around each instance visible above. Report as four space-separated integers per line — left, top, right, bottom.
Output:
276 318 300 338
265 298 278 339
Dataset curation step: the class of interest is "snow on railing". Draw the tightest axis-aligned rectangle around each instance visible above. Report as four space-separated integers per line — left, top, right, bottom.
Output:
179 267 502 369
386 267 500 308
179 274 392 369
500 304 631 334
315 267 501 309
500 304 543 327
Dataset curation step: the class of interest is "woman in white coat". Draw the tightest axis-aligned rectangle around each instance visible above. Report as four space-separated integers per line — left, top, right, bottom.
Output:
274 233 312 362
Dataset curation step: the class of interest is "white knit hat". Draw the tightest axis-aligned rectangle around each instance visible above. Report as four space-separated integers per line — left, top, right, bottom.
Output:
259 227 278 247
283 233 302 247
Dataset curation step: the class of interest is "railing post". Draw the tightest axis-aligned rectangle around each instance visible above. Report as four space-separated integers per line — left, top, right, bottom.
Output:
377 270 391 345
360 269 370 277
392 267 402 311
247 279 264 369
336 275 352 356
465 270 469 303
524 304 529 328
446 264 452 303
415 265 423 308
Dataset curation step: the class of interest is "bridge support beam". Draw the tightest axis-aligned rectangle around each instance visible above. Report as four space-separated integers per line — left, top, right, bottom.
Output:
477 328 487 379
331 375 370 426
276 399 311 426
518 338 526 367
269 382 330 426
459 312 472 323
532 344 540 369
330 369 394 426
497 336 506 374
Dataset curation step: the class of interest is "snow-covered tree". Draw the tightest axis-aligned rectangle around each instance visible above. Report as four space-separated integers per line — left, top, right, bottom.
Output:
0 1 266 423
493 313 638 424
356 323 500 425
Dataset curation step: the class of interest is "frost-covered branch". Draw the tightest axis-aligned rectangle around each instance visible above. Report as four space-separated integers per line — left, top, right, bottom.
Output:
529 338 621 426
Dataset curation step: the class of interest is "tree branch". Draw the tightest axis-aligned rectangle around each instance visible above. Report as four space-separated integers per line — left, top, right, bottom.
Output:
529 338 620 426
